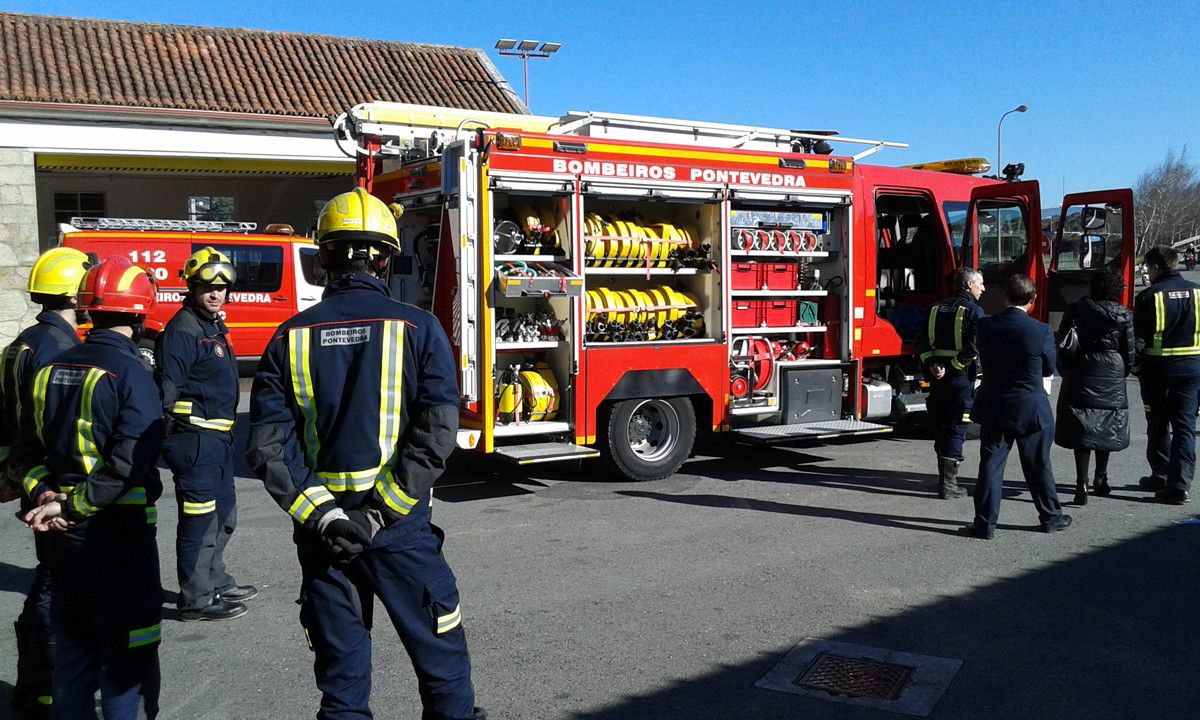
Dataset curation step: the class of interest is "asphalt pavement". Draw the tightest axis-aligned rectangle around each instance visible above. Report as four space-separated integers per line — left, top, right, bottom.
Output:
1 328 1198 719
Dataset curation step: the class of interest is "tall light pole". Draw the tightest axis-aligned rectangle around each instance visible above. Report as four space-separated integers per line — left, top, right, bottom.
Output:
996 104 1028 179
495 39 561 110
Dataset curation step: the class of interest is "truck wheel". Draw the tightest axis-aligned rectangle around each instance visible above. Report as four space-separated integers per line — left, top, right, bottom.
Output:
603 397 696 481
137 339 156 368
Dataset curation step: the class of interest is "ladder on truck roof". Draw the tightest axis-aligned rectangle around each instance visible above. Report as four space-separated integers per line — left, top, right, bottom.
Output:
341 102 908 160
554 110 908 159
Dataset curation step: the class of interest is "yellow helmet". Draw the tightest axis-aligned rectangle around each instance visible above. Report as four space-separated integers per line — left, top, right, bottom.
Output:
181 246 237 286
316 187 401 252
28 247 90 296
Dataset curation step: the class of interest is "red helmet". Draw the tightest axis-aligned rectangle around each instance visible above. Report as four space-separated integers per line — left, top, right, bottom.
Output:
77 256 158 316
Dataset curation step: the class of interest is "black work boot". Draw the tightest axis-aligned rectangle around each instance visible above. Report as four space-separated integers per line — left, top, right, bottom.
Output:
938 457 967 499
12 619 53 718
1093 473 1111 497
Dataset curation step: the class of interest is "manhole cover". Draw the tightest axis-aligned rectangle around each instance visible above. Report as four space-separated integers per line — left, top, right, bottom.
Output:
757 638 961 716
796 652 915 701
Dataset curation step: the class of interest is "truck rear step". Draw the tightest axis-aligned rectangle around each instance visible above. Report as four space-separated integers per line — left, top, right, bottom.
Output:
734 419 891 444
494 442 600 464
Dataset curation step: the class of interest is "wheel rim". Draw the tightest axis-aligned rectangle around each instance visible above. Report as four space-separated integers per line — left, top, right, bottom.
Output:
626 399 680 462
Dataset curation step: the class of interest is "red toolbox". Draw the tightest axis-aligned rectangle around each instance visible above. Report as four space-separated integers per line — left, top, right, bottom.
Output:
732 299 762 327
763 262 799 290
763 300 797 327
731 261 762 290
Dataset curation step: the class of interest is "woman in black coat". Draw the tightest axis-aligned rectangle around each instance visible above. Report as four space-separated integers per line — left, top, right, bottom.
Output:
1054 269 1135 504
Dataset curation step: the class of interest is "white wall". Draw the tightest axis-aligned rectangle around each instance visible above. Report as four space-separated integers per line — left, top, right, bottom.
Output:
36 171 352 248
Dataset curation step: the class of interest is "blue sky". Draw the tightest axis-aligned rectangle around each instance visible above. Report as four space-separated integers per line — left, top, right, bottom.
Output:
4 0 1198 198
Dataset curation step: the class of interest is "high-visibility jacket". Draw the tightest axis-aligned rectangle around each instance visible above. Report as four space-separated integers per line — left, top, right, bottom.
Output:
1135 270 1200 370
8 329 163 526
0 311 80 467
247 272 458 538
155 304 239 434
915 290 984 377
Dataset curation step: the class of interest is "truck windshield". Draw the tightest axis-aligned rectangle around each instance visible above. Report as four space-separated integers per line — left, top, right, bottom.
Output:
196 244 283 293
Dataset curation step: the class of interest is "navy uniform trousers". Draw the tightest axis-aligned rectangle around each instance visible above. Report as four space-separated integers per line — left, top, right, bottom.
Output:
1140 371 1200 493
928 372 973 460
973 425 1063 529
161 429 237 610
297 522 477 720
16 528 54 710
46 509 161 720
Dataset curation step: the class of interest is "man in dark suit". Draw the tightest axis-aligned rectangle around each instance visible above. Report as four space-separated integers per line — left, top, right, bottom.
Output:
962 274 1072 539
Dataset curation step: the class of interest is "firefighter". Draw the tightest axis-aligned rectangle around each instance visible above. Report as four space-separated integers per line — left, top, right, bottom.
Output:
156 247 255 621
247 188 485 720
0 247 91 718
916 266 985 499
1134 245 1200 504
9 256 164 720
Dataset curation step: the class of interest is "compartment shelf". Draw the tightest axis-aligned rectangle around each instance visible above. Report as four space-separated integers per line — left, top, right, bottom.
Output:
493 421 572 437
730 290 828 297
587 338 718 348
495 254 568 262
730 325 827 335
584 266 710 275
730 250 829 258
496 340 565 352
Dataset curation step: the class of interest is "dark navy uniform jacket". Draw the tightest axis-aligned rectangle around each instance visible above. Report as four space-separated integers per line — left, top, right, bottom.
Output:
8 330 163 528
1 311 80 467
247 273 458 544
1134 270 1200 378
970 307 1056 436
155 303 239 434
915 290 985 379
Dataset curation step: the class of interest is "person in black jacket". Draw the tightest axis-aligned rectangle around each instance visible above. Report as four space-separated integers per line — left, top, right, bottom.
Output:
1054 269 1134 505
962 274 1071 539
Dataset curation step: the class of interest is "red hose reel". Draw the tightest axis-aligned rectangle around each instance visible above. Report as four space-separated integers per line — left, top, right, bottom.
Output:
730 337 813 396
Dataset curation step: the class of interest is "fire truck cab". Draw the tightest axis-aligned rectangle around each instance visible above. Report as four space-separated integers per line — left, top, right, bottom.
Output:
60 218 326 362
342 102 1134 481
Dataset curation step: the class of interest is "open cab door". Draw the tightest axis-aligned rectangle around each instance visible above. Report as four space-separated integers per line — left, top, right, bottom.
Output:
1048 189 1136 329
960 180 1045 316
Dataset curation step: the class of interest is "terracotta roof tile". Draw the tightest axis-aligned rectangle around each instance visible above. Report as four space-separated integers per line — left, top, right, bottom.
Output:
0 12 526 116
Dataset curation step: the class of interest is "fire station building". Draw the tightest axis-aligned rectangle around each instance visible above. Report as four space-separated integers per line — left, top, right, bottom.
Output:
0 11 525 343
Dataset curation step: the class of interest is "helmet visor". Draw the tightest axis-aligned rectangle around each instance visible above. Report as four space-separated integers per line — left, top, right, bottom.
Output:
193 261 237 285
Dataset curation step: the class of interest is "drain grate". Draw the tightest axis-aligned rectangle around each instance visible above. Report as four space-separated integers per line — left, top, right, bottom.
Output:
796 652 915 701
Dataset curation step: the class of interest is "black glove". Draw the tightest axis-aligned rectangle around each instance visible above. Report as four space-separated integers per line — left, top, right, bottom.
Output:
320 516 373 564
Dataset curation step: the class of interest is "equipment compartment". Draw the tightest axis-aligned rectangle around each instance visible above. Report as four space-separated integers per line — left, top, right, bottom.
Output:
582 196 721 345
727 197 850 413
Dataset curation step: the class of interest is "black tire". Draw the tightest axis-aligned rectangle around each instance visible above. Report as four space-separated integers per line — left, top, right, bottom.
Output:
137 338 156 368
602 397 696 482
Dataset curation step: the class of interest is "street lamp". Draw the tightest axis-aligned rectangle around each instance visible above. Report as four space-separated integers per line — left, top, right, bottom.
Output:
996 104 1028 179
495 39 562 110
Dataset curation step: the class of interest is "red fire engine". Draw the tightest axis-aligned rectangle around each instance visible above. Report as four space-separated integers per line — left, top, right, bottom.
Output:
65 103 1097 482
340 103 1134 481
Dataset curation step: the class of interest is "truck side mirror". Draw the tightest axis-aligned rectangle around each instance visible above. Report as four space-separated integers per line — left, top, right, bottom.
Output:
1081 206 1106 231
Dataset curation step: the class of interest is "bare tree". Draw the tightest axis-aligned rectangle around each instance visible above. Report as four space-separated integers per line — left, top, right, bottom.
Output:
1135 147 1200 255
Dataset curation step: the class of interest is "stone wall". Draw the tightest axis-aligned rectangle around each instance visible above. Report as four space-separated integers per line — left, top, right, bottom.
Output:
0 148 39 347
